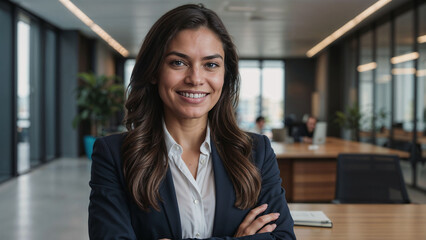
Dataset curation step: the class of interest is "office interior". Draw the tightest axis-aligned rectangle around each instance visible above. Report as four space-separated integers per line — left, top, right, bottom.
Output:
1 0 426 239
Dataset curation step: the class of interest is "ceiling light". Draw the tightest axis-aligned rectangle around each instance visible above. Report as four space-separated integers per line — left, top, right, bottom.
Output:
227 6 256 12
418 35 426 44
306 0 391 58
417 69 426 77
59 0 129 57
357 62 377 72
391 68 416 75
390 52 419 64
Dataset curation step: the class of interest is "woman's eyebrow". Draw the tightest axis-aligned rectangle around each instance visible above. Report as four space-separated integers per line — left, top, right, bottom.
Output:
165 51 223 61
202 54 223 61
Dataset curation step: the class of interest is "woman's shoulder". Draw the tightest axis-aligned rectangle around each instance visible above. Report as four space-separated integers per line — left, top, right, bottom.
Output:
100 132 126 142
245 132 273 158
95 132 127 151
246 132 269 147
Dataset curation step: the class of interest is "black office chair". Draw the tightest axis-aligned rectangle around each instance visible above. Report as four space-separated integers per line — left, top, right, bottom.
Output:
334 154 410 203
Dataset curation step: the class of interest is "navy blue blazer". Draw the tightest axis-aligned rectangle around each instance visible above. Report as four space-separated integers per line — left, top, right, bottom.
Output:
88 133 295 240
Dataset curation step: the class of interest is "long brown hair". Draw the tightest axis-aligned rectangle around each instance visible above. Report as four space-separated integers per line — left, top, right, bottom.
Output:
122 4 261 211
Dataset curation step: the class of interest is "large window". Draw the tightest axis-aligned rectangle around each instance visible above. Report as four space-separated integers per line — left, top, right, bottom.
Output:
17 15 31 174
238 60 284 131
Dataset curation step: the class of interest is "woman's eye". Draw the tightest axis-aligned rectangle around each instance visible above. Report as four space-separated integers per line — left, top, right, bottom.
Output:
205 62 219 69
170 60 185 67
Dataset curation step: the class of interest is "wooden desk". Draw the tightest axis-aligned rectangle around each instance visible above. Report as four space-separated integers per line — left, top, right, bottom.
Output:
272 137 409 202
289 204 426 240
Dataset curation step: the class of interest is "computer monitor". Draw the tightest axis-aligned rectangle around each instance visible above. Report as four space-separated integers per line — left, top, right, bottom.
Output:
272 128 288 142
313 122 327 145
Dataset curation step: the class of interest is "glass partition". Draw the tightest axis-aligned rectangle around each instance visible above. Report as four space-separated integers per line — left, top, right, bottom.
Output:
358 30 374 142
416 3 426 189
393 10 415 135
375 22 392 146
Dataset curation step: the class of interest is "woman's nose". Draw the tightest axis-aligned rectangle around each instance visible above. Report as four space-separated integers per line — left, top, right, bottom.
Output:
185 66 204 85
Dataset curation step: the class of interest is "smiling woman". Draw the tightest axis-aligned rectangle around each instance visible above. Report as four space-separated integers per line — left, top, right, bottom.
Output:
88 4 295 240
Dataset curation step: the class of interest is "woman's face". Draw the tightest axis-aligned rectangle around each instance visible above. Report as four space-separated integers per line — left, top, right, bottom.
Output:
158 27 225 122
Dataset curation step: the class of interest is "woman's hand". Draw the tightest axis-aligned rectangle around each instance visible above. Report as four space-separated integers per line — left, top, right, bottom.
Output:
234 204 280 237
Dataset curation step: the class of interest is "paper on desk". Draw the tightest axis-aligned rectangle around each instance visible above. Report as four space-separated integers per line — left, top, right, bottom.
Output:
290 211 333 228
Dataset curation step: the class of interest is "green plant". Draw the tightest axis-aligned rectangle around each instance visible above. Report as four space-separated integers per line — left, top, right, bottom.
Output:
334 102 363 141
375 107 388 132
72 72 125 136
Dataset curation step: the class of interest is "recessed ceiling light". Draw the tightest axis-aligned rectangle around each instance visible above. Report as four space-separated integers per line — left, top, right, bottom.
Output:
357 62 377 72
227 5 256 12
306 0 392 58
390 52 419 64
59 0 129 57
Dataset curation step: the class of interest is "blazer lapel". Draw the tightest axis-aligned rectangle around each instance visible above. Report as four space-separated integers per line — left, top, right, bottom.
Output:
159 167 182 239
211 140 236 235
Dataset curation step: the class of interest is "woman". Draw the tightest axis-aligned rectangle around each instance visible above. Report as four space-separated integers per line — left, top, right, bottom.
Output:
89 4 295 240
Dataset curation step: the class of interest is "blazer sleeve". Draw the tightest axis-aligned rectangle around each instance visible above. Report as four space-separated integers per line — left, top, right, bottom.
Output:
182 135 296 240
88 137 137 240
255 135 296 240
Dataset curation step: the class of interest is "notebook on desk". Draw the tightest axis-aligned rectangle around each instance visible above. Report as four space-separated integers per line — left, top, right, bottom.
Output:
290 210 333 228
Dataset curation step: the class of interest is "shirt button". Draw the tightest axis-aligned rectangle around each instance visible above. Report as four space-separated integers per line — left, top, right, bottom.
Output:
200 158 206 164
193 199 199 204
195 233 200 238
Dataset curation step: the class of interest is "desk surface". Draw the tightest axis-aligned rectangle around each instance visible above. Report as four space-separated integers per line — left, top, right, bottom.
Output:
289 204 426 240
272 137 410 159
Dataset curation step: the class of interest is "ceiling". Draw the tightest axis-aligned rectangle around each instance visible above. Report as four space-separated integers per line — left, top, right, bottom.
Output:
10 0 409 58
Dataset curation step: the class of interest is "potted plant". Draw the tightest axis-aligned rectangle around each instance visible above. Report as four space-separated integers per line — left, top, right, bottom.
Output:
73 72 125 159
334 102 363 141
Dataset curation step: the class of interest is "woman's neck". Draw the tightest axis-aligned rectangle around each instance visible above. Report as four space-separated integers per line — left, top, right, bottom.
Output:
164 116 208 151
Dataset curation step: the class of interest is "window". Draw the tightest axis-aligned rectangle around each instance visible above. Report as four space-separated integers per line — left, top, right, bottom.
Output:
17 15 31 174
238 60 284 131
124 59 135 90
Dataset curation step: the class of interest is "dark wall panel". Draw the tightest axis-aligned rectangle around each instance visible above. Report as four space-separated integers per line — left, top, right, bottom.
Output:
284 59 316 121
0 1 13 181
59 30 79 157
327 44 346 137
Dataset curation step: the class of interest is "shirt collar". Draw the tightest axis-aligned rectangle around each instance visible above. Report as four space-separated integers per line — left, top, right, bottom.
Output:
163 120 211 157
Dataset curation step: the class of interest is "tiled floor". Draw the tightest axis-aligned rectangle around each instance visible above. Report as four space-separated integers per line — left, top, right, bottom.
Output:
0 158 91 240
0 157 425 240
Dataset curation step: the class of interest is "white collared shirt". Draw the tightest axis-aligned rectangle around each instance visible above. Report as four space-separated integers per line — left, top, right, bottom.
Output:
163 122 216 239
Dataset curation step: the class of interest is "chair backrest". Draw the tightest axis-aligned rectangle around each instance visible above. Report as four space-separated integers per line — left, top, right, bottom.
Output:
335 154 410 203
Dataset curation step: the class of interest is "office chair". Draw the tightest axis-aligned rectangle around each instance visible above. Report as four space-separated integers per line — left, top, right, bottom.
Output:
334 154 410 203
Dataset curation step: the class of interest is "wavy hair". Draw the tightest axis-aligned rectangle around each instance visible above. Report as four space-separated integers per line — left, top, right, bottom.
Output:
122 4 261 211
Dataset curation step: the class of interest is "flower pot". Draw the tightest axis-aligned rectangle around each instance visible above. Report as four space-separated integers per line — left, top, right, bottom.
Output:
84 135 97 160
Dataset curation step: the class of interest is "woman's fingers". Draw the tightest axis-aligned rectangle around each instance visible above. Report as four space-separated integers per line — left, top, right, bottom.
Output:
248 213 280 234
234 204 280 237
257 223 277 234
238 204 268 230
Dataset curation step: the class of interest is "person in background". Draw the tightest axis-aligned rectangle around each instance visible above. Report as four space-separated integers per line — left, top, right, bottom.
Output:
88 4 295 240
294 116 317 143
253 116 266 134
